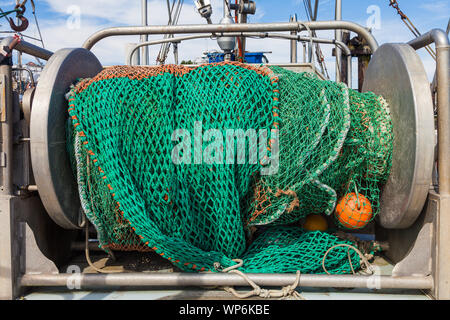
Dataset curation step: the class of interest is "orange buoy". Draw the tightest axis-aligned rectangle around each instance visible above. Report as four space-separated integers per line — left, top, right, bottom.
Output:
303 214 328 232
335 193 373 229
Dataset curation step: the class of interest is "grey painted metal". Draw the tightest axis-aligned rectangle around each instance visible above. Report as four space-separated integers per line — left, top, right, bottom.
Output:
1 195 77 299
335 0 342 83
0 196 18 299
30 48 103 230
81 21 379 53
0 63 16 300
141 0 149 65
388 194 437 277
0 66 13 195
0 37 53 61
19 273 434 290
408 28 450 300
362 44 435 229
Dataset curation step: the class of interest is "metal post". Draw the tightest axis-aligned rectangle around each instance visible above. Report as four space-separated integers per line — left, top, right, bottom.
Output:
238 0 248 57
335 0 342 83
173 42 179 65
303 43 307 63
347 53 352 88
0 63 15 300
141 0 149 65
125 43 141 66
290 15 298 63
408 29 450 300
0 65 13 195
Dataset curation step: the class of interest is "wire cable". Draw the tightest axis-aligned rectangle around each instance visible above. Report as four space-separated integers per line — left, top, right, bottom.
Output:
388 0 436 60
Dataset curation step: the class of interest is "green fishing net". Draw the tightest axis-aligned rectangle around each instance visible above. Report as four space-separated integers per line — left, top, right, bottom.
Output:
67 62 393 274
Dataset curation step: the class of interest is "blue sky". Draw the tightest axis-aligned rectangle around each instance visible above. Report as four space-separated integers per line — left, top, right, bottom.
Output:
0 0 448 84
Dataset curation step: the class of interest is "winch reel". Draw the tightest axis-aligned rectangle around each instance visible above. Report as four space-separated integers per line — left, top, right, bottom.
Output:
30 48 103 229
29 44 435 231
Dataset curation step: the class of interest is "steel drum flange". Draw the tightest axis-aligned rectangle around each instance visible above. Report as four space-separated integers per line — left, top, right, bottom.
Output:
363 43 435 229
30 48 103 230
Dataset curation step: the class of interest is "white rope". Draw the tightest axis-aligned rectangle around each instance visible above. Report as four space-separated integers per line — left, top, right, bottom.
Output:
218 259 306 300
321 244 374 275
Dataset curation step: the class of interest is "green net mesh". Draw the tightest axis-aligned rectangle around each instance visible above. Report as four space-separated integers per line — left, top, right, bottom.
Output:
67 62 393 274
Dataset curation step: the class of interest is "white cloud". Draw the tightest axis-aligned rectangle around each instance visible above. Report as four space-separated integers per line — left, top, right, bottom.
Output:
420 1 449 13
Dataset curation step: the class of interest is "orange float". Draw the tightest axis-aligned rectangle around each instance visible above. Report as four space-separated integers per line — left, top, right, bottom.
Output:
335 193 373 229
303 214 328 232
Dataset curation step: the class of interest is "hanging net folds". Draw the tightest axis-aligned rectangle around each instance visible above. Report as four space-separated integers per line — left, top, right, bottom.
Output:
67 62 393 274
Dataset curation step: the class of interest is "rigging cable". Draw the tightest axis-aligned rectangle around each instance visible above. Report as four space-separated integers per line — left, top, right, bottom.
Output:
157 0 184 64
302 0 330 79
29 0 44 66
388 0 436 60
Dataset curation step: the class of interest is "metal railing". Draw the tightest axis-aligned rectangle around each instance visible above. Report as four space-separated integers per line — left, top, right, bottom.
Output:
19 273 434 290
125 32 353 86
81 20 378 54
408 29 450 298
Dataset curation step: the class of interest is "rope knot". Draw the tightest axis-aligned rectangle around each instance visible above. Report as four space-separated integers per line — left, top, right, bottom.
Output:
221 262 304 300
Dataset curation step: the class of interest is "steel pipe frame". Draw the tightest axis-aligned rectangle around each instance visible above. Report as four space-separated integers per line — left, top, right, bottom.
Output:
0 65 13 196
141 0 149 65
82 20 378 54
125 32 353 56
290 15 298 63
408 29 450 196
257 32 352 87
408 29 450 299
0 37 53 61
335 0 342 83
237 1 248 57
12 67 36 87
127 34 212 66
19 273 433 290
125 32 352 87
